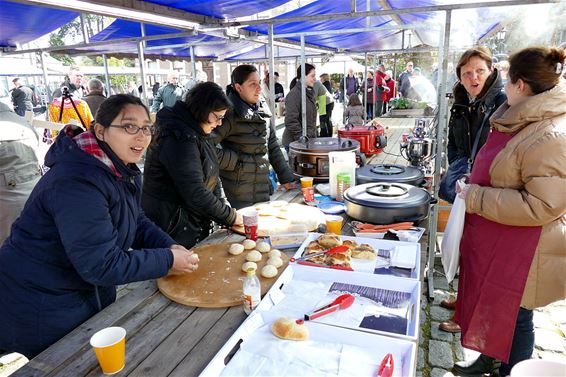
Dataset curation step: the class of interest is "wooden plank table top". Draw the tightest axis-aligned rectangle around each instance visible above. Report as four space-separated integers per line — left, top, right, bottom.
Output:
13 121 428 376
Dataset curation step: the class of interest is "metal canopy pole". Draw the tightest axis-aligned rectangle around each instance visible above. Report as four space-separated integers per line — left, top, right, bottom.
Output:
363 52 368 123
190 46 197 81
39 51 51 118
138 23 148 105
427 9 452 299
343 61 347 123
80 13 89 44
102 53 111 96
300 35 307 138
373 53 378 118
268 24 276 129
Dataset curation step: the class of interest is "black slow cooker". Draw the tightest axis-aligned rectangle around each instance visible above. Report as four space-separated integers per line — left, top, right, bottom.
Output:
344 182 431 224
288 137 360 181
356 164 424 186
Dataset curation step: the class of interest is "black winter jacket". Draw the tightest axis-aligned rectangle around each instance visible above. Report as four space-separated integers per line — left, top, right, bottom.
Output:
142 102 237 248
282 81 317 147
447 69 507 164
213 91 296 209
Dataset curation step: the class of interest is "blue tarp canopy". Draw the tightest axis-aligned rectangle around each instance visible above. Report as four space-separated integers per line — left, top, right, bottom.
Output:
143 0 289 19
0 0 78 47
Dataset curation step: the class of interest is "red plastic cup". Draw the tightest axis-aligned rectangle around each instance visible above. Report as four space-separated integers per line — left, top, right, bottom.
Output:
302 187 315 205
243 210 259 241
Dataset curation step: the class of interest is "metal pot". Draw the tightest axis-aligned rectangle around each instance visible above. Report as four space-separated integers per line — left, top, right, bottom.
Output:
356 164 424 186
344 182 431 224
288 137 360 181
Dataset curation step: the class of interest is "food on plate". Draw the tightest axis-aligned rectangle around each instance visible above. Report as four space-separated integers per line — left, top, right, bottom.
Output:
246 250 262 262
351 244 377 260
256 241 271 253
242 239 256 250
325 252 351 268
241 261 257 273
267 256 283 268
272 317 309 341
261 264 278 278
268 249 281 258
342 239 358 250
258 207 277 217
270 200 288 208
353 221 414 233
305 241 324 252
228 243 245 255
317 233 343 248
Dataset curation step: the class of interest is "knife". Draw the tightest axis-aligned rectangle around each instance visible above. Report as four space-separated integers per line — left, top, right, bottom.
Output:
304 294 355 321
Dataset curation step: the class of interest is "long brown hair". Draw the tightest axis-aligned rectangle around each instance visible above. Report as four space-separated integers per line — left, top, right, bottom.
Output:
456 46 493 80
348 94 362 106
508 46 566 94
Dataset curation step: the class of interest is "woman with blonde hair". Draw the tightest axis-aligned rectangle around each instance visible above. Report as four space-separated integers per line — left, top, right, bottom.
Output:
453 46 566 376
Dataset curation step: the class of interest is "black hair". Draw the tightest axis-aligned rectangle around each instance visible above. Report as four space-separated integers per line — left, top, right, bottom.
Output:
93 94 150 131
226 64 258 96
296 63 315 79
184 82 232 124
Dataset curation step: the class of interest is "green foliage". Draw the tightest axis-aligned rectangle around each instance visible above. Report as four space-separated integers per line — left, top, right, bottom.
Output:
389 97 428 110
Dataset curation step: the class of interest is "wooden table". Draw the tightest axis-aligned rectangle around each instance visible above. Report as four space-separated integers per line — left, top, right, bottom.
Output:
13 120 428 376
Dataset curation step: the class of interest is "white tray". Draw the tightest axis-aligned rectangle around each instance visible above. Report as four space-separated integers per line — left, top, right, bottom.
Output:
291 233 421 280
201 309 416 377
253 265 421 342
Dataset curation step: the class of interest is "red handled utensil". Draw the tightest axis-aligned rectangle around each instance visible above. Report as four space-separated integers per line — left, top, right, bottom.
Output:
376 353 394 377
290 245 350 263
304 293 355 321
296 260 354 271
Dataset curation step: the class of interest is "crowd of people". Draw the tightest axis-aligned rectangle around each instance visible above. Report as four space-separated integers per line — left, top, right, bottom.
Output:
0 45 565 377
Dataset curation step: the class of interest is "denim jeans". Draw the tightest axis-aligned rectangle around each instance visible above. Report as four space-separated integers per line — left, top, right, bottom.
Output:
499 307 534 376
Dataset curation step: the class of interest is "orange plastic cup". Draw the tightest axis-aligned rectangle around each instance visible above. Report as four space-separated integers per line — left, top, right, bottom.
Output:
90 327 126 375
325 215 343 235
300 177 314 188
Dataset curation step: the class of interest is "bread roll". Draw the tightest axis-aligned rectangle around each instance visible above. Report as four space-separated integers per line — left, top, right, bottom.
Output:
246 250 262 262
317 233 343 249
272 317 309 341
242 239 256 250
256 241 271 253
268 249 281 259
351 244 377 260
241 261 257 273
267 256 283 268
261 264 278 278
228 243 245 255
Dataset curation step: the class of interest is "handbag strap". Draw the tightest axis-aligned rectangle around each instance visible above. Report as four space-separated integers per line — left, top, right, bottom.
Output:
468 104 494 169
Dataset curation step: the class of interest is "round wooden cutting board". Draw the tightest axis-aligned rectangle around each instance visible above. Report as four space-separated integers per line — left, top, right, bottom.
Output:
157 243 289 308
232 201 326 237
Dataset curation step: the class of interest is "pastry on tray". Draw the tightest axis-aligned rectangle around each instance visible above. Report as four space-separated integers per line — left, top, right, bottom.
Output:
351 244 377 260
272 317 309 341
317 233 342 249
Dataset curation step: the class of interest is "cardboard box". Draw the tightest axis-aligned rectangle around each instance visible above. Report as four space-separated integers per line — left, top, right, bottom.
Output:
201 309 416 376
292 233 421 280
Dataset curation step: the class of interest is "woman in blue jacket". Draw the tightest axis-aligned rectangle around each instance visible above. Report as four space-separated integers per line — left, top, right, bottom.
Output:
0 94 199 359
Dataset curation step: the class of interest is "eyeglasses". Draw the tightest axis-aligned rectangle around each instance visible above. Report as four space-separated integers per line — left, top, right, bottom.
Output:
109 124 156 136
211 112 225 122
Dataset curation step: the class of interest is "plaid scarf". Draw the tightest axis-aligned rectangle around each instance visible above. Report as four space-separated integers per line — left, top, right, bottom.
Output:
69 126 121 177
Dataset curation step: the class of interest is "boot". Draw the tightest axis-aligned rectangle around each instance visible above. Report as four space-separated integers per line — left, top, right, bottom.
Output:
439 318 461 333
440 298 457 310
453 354 501 376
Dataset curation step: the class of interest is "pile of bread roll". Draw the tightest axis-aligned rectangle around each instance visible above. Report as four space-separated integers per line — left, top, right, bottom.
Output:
228 239 283 278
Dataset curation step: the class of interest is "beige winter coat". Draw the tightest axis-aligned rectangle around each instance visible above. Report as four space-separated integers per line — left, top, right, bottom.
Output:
465 81 566 309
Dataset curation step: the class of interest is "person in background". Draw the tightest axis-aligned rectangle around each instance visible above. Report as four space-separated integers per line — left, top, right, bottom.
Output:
142 82 242 248
398 61 414 97
152 82 160 97
82 78 106 118
381 70 396 115
452 46 566 377
10 78 34 116
496 60 510 84
343 93 364 126
340 68 360 103
0 95 198 359
319 73 335 137
283 63 318 148
53 66 86 99
151 73 186 112
439 46 507 335
362 71 376 119
0 103 41 244
128 81 140 97
273 72 285 102
214 65 296 209
374 64 386 117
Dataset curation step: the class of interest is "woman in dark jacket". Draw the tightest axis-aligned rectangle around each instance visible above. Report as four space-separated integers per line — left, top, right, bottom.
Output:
0 95 198 359
143 82 242 248
283 63 317 148
213 65 296 209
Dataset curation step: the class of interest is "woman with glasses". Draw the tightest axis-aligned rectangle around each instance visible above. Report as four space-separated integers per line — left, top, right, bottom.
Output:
142 82 243 248
0 94 198 358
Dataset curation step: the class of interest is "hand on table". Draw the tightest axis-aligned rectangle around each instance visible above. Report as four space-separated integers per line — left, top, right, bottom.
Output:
170 244 200 275
233 212 244 226
278 182 297 191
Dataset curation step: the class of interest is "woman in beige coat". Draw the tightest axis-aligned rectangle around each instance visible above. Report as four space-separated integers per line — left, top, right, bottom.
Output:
453 46 566 376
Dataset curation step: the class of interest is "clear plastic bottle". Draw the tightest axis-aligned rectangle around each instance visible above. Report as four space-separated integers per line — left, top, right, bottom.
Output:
336 173 351 202
242 268 261 315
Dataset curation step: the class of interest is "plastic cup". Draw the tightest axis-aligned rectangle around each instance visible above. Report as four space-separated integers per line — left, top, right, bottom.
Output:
242 209 259 241
90 327 126 375
300 177 314 188
511 359 566 376
325 215 343 235
302 186 315 205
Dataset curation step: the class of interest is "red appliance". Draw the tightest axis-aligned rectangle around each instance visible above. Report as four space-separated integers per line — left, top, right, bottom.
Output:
338 123 387 156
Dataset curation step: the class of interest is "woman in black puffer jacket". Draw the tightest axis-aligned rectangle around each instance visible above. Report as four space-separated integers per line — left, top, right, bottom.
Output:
142 82 243 248
214 65 296 209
